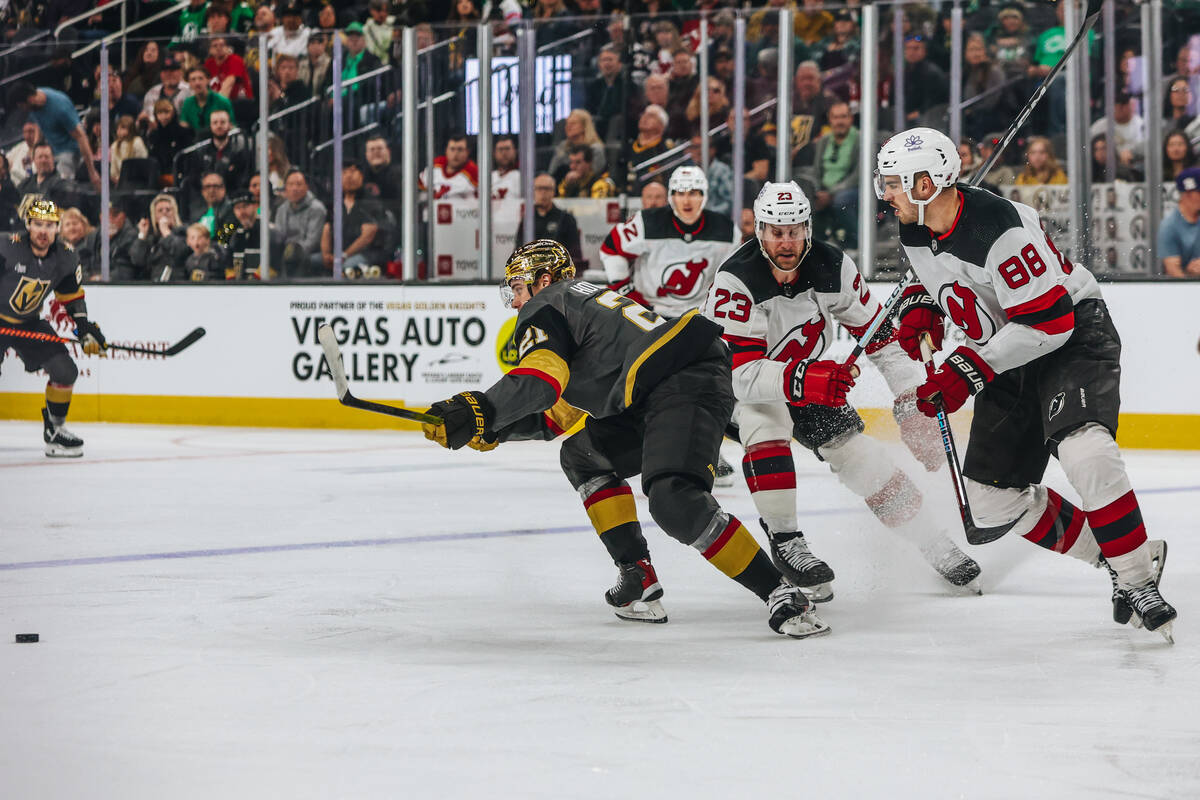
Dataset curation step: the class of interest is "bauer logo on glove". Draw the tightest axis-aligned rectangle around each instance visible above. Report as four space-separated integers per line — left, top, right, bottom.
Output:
915 347 995 416
422 391 496 450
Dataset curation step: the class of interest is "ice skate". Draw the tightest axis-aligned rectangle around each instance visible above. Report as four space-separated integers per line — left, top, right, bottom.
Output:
42 408 83 458
605 558 667 623
760 520 834 602
921 537 983 595
1101 539 1166 627
767 581 831 639
713 454 736 488
1124 580 1177 644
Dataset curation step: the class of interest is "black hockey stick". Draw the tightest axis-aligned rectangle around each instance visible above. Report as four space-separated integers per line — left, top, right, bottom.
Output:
843 0 1106 368
0 325 206 356
918 334 1021 544
316 323 443 425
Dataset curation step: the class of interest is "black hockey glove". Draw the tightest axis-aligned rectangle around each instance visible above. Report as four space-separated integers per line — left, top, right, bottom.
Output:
73 318 107 355
423 391 496 450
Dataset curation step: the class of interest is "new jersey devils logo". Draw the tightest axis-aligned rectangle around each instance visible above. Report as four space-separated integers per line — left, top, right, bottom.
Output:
938 282 997 344
772 317 827 363
657 258 709 298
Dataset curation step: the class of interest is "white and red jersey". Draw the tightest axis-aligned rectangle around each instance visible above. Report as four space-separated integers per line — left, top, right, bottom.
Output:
898 185 1102 375
491 168 522 200
418 156 479 200
703 239 918 403
599 206 739 318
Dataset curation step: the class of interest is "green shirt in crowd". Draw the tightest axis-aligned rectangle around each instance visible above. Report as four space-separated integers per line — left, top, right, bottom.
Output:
180 90 234 132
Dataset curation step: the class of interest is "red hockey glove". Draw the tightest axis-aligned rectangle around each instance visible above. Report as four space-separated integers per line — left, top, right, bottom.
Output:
609 278 650 308
893 388 944 471
784 359 858 407
916 347 994 416
895 284 945 361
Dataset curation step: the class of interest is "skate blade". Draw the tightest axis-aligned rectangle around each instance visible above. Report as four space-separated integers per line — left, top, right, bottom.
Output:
713 475 737 488
953 579 983 596
800 583 834 604
779 611 832 639
613 598 668 624
44 444 83 458
1158 622 1175 645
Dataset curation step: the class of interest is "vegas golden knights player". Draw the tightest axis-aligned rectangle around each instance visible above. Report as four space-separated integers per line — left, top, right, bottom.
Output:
421 239 830 638
0 199 107 456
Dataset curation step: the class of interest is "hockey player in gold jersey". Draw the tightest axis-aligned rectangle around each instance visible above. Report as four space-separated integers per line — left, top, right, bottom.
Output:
421 239 831 638
0 198 106 457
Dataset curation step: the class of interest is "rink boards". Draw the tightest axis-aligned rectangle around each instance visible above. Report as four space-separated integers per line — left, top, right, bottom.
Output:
1 282 1198 449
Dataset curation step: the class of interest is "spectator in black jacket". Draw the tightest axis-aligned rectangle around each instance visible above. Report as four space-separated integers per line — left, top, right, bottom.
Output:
903 35 949 123
147 98 194 186
106 201 142 281
0 155 21 231
585 45 629 139
131 194 190 282
193 109 253 192
513 173 584 267
16 144 70 208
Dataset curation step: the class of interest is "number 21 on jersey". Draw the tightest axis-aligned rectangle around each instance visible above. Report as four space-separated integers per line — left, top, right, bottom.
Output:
595 290 666 332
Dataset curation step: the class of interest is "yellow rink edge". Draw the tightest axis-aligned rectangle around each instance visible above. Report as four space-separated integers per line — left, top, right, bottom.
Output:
1 393 1198 449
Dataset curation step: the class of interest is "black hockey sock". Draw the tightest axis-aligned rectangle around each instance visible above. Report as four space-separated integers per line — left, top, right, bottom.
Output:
580 477 650 564
46 383 73 425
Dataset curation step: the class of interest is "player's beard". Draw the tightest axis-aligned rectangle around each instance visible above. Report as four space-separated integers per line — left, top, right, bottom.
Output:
30 230 53 253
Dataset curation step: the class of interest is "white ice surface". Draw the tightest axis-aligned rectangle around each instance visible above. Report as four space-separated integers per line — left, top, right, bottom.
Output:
1 421 1197 799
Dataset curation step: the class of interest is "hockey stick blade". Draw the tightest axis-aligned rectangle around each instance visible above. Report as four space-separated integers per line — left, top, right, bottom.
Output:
162 327 206 356
0 324 205 357
316 323 443 425
316 323 351 401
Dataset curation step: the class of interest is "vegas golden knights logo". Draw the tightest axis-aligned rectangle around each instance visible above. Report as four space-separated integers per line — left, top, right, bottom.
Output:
9 276 51 316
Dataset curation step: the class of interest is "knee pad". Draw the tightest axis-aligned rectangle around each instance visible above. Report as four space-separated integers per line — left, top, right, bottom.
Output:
43 354 78 387
733 402 792 448
559 429 605 489
1057 423 1131 509
647 474 719 546
966 478 1042 533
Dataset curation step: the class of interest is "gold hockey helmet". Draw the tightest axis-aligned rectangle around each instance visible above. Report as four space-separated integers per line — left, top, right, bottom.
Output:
21 196 61 225
500 239 576 308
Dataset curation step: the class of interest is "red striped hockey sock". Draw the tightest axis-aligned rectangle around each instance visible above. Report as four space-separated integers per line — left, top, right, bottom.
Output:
1088 489 1148 560
1021 488 1086 554
742 440 797 532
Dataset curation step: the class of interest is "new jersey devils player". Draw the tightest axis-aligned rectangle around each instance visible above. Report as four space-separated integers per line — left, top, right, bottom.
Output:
702 181 982 602
876 127 1176 641
600 165 743 484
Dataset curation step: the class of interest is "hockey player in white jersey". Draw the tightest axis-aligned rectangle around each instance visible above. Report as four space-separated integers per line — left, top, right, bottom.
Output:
600 165 743 484
702 181 982 602
600 166 741 315
875 127 1176 641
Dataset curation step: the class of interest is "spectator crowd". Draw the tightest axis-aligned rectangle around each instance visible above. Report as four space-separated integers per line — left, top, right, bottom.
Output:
1 0 1198 278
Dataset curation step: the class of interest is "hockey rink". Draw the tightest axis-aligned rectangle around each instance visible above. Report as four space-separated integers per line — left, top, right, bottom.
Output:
1 421 1197 799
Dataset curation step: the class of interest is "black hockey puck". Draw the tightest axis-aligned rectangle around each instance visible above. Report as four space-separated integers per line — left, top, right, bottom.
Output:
15 633 39 643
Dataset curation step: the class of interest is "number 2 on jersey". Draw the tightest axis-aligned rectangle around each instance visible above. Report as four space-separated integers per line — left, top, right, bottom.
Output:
595 290 666 332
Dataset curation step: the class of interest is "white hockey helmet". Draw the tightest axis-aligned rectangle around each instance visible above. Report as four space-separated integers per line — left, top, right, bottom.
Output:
667 165 708 216
753 181 812 272
874 126 961 225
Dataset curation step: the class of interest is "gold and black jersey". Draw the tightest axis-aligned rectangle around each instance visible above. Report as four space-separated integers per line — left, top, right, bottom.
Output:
485 279 722 432
0 234 84 324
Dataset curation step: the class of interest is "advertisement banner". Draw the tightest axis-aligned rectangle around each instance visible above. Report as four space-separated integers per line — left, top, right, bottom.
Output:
1 285 514 406
3 282 1199 446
